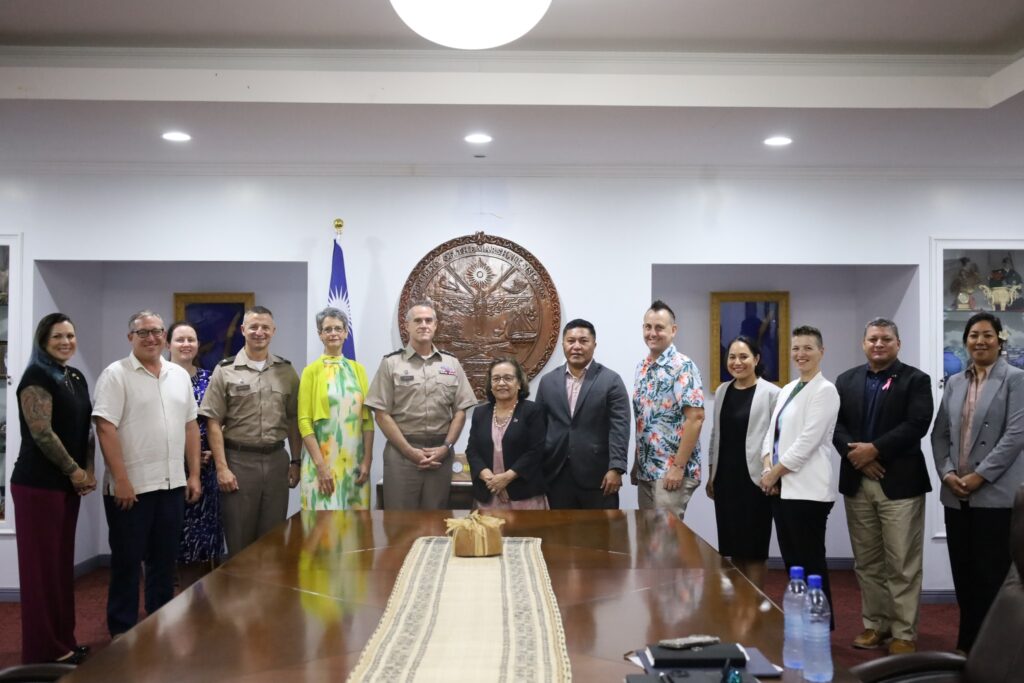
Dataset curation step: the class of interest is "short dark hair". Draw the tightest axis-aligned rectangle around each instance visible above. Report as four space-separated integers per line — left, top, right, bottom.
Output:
244 305 274 320
484 357 530 403
963 312 1004 348
33 313 75 360
864 317 900 341
647 300 676 323
562 318 596 338
726 334 765 378
166 320 199 344
792 325 824 348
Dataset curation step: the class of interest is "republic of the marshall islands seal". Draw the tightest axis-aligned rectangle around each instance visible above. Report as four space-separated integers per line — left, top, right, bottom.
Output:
399 232 561 400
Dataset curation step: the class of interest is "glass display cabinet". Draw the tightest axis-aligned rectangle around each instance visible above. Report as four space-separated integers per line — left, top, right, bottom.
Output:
941 247 1024 381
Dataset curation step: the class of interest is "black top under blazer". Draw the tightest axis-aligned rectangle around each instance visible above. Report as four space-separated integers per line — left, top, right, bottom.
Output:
465 399 547 503
832 359 934 499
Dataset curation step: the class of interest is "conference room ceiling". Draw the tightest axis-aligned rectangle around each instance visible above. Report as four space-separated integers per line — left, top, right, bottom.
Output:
3 0 1024 54
3 96 1023 171
1 0 1023 172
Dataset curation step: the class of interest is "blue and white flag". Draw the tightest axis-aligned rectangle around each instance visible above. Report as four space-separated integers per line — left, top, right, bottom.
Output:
327 237 356 360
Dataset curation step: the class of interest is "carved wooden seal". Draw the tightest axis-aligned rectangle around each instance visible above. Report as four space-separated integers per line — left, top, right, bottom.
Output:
399 232 561 400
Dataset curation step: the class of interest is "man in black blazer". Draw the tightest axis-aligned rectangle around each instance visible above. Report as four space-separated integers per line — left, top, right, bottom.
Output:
833 318 933 656
535 319 630 509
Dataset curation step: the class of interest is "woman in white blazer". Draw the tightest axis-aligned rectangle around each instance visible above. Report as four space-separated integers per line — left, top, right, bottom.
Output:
707 335 780 589
760 325 840 627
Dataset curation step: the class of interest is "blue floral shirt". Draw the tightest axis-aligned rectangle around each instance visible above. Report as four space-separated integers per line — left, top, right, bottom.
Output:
633 345 705 481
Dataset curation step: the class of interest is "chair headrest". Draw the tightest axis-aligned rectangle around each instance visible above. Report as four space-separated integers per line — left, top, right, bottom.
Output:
1014 484 1024 576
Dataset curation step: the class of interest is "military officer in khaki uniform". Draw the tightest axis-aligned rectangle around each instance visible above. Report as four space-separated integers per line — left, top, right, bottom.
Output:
199 305 301 555
366 300 477 509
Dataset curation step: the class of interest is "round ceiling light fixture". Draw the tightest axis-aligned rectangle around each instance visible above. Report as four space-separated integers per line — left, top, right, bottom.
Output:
389 0 553 50
162 131 192 142
464 132 493 144
763 135 793 147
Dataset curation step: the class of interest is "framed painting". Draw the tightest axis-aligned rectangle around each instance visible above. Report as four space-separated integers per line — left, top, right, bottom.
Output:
173 292 255 371
709 291 789 391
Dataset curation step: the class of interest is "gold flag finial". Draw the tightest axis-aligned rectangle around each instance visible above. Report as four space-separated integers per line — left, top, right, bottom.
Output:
333 218 344 236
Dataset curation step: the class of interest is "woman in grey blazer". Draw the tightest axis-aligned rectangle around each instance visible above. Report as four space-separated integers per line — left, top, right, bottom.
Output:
707 335 780 589
932 312 1024 653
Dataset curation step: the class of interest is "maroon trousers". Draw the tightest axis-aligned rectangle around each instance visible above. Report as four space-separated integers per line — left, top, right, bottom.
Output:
11 483 81 663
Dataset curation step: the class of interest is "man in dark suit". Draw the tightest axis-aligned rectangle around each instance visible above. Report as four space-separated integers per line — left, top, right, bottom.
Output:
833 317 933 656
535 319 630 509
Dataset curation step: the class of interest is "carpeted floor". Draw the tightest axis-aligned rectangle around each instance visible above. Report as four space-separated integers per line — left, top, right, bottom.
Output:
0 567 959 672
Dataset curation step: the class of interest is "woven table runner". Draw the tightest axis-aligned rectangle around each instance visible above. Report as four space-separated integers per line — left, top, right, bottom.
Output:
348 536 571 682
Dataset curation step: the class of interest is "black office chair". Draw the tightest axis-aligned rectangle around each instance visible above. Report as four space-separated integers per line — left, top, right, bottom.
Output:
850 484 1024 683
0 663 77 682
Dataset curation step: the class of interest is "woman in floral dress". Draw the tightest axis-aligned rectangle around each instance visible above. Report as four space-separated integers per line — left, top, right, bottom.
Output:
167 321 222 585
297 307 374 509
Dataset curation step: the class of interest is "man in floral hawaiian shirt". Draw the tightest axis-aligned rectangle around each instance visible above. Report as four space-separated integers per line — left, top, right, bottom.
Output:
631 300 706 518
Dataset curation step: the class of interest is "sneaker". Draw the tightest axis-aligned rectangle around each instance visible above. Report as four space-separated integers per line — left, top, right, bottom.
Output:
852 628 892 649
888 639 916 655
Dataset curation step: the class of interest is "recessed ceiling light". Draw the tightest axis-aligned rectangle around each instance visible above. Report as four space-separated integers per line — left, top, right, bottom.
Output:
162 131 192 142
764 135 792 147
465 133 493 144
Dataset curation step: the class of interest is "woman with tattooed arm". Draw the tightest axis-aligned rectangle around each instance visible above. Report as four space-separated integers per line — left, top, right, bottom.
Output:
10 313 96 665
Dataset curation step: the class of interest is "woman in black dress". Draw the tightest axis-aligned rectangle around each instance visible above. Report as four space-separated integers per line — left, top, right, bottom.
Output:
11 313 95 664
706 335 780 589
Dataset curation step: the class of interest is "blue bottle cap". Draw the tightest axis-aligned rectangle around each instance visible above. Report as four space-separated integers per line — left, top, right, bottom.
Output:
807 574 822 589
789 566 805 580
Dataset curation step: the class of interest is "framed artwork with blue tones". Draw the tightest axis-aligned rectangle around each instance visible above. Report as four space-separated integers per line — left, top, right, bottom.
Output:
173 292 254 371
710 291 789 391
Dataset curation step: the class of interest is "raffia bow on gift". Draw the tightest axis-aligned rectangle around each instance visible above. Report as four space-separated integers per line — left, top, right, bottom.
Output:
445 511 505 557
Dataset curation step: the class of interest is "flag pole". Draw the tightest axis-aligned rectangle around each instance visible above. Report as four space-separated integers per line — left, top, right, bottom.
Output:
328 218 356 360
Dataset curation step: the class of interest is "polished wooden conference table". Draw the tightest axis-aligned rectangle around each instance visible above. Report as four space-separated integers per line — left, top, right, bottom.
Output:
65 510 855 682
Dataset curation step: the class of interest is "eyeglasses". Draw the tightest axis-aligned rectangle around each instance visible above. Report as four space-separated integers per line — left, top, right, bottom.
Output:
320 326 347 334
131 327 165 339
491 375 517 385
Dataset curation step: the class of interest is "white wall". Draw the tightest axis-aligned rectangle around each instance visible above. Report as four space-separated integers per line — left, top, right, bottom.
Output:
1 170 1023 591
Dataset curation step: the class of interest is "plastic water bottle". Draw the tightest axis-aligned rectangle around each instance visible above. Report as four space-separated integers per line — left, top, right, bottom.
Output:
802 574 833 682
782 565 807 669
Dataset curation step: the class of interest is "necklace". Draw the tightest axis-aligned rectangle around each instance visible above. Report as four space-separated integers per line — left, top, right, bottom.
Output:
493 400 518 428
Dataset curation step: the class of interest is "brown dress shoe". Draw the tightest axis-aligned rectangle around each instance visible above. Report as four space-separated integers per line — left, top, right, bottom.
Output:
852 629 891 649
888 639 916 655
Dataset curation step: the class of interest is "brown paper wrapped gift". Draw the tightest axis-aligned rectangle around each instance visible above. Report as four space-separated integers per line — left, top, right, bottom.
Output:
445 511 505 557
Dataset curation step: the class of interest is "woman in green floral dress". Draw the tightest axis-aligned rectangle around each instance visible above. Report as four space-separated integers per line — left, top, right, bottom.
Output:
297 307 375 509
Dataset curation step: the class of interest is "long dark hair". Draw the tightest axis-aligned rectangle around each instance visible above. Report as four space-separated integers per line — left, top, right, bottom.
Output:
29 312 76 381
726 334 765 378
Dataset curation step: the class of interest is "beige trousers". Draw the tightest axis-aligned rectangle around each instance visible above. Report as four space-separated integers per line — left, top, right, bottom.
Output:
220 446 289 557
637 477 700 519
382 434 451 510
844 478 925 640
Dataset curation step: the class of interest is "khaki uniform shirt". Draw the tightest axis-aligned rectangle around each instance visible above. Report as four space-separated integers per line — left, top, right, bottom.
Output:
199 348 299 445
365 345 477 436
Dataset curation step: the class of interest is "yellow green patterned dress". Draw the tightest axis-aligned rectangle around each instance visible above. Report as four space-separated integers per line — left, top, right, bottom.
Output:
299 356 371 510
